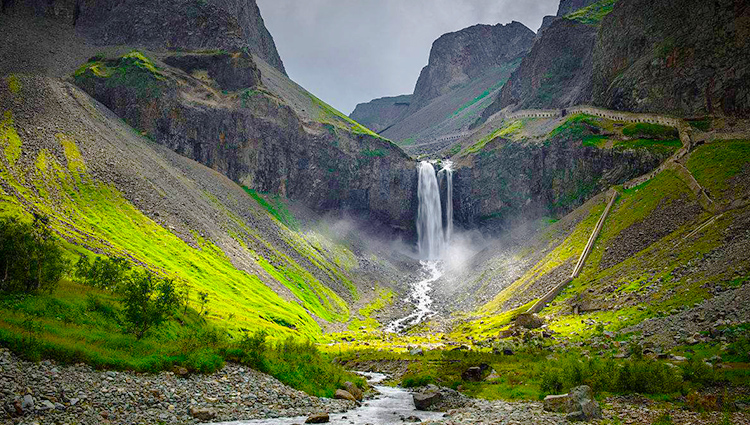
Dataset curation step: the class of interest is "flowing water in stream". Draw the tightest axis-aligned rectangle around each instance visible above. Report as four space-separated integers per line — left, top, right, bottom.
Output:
215 372 445 425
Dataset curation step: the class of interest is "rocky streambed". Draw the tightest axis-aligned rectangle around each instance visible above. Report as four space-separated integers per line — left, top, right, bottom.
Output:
0 348 351 425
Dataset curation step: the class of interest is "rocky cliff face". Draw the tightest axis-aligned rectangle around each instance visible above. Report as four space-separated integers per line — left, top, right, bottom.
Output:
2 0 287 75
349 94 412 134
73 52 418 229
409 22 534 113
557 0 601 16
452 136 667 228
592 0 750 117
479 19 596 121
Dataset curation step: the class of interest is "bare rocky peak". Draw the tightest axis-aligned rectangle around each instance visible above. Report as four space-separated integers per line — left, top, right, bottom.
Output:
409 21 535 113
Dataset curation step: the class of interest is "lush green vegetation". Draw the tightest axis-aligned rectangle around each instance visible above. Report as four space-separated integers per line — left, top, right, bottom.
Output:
225 331 365 398
242 187 299 230
565 0 619 25
0 215 68 293
549 113 604 140
613 138 682 155
463 120 525 155
687 140 750 203
74 51 166 99
622 122 679 139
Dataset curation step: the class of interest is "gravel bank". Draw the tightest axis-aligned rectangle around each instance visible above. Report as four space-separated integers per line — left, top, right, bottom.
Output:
0 349 352 425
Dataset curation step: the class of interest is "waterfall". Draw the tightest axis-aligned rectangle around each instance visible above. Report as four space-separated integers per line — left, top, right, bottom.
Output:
442 160 454 246
417 161 443 260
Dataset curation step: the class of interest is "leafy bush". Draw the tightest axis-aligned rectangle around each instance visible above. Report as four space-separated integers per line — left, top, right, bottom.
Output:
225 331 365 398
122 270 179 339
0 215 68 293
75 255 132 291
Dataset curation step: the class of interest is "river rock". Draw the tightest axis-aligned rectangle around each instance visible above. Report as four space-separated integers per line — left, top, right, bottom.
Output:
343 382 363 401
21 394 34 411
305 413 330 423
189 406 216 421
413 385 468 411
334 389 357 402
543 385 602 421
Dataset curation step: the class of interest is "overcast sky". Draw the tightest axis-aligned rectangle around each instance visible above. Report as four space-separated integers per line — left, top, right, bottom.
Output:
256 0 559 115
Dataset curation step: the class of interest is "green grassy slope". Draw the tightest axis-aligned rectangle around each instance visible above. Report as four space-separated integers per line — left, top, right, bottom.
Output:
0 76 381 346
464 139 750 341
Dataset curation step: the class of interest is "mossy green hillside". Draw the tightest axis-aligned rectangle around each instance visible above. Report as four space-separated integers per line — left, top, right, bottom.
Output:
74 51 165 99
462 119 526 155
687 140 750 204
0 110 355 339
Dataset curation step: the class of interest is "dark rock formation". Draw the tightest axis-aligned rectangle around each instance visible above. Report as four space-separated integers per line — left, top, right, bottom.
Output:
1 0 287 75
73 53 418 230
452 134 669 228
349 94 412 133
536 16 559 41
592 0 750 117
409 21 534 113
557 0 601 16
480 19 596 121
412 385 468 411
163 52 261 92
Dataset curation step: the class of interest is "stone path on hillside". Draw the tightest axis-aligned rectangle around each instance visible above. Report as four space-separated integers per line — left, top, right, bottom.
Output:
0 348 351 425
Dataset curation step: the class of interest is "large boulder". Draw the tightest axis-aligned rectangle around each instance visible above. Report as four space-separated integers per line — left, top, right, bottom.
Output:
412 385 469 412
334 389 357 403
305 413 330 424
515 313 545 329
343 382 363 401
461 363 490 382
188 406 216 421
543 385 602 422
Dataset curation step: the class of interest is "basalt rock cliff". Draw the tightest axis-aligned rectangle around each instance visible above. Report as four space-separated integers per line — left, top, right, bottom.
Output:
592 0 750 117
72 51 418 230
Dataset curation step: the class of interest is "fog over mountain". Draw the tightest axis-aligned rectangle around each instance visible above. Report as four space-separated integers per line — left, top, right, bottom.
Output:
257 0 558 114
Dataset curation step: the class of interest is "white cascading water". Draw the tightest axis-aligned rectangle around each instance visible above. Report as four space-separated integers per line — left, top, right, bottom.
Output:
416 161 443 260
440 160 454 246
386 161 454 333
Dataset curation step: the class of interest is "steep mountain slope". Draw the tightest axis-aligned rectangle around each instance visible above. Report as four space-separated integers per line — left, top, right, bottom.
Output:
557 0 601 15
442 131 750 345
349 94 413 134
1 0 287 75
592 0 750 117
482 19 596 115
0 75 413 339
350 22 534 152
408 22 534 113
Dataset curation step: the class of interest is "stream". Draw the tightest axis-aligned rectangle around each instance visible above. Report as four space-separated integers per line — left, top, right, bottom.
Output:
214 372 445 425
385 261 442 333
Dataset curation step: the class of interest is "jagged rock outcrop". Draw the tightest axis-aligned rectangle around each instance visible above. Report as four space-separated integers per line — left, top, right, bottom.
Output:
349 94 412 133
557 0 601 16
1 0 287 75
479 19 596 122
409 22 534 113
592 0 750 117
73 52 418 229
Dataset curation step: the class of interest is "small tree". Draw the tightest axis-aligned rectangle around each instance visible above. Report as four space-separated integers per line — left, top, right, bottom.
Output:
122 270 179 339
179 281 192 315
0 215 67 293
75 254 131 290
198 291 209 316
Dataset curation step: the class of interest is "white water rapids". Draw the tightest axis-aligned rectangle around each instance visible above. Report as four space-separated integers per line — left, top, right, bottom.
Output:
386 161 453 333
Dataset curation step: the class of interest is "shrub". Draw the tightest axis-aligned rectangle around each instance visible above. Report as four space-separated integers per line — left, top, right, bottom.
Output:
75 255 132 291
121 270 179 339
0 215 68 293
